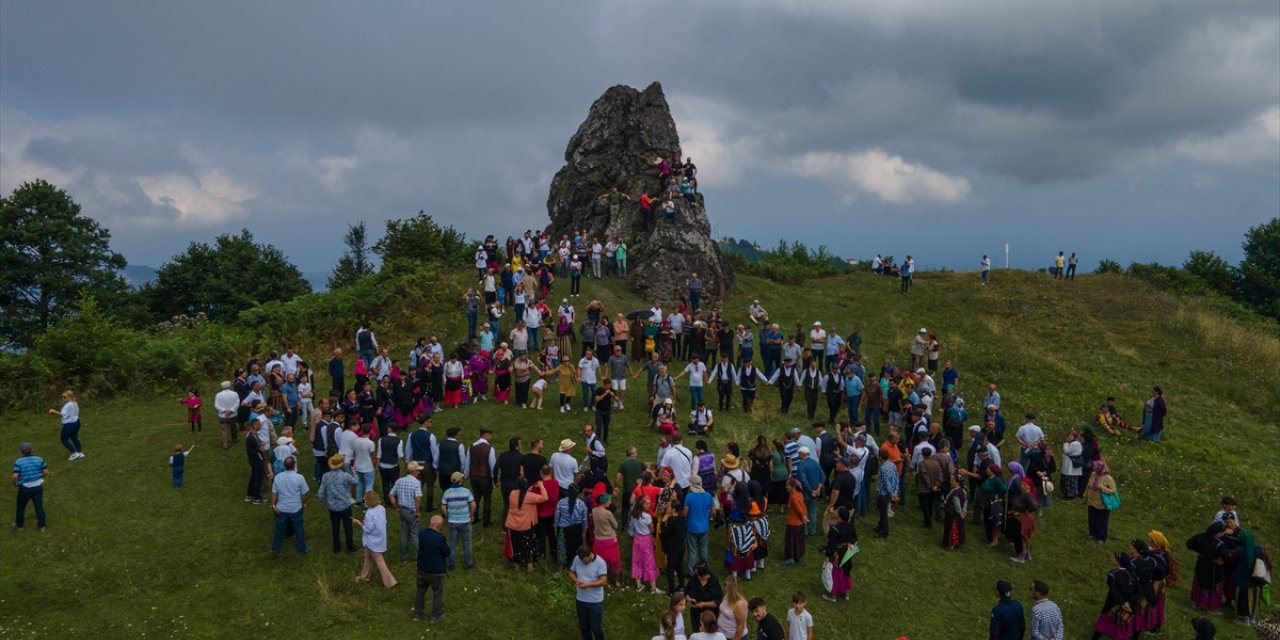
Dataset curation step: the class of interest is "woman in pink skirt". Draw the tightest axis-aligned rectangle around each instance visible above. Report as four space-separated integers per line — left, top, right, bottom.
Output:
629 496 660 593
1092 552 1138 639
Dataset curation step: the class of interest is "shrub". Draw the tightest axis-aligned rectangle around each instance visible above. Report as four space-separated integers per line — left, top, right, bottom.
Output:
1094 259 1123 274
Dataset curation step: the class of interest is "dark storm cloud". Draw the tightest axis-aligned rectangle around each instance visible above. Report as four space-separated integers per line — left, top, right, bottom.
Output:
1 0 1276 272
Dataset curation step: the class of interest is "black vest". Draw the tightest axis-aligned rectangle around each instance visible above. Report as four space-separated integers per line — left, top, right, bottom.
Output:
378 435 400 465
778 367 796 390
437 439 462 475
739 366 758 390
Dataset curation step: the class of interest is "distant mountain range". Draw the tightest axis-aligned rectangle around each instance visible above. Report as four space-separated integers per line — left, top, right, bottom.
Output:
717 238 855 271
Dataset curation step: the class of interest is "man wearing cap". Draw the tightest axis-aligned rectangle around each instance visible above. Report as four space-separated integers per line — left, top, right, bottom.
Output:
434 427 467 496
467 429 496 527
550 439 580 491
12 443 49 530
910 329 928 372
270 456 310 555
793 448 825 536
989 579 1026 640
390 462 424 561
440 471 475 570
808 322 827 371
769 358 800 415
748 300 768 325
405 416 439 511
214 381 240 449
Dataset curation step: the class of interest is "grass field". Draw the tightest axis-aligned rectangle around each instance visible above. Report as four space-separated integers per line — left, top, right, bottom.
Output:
2 268 1278 639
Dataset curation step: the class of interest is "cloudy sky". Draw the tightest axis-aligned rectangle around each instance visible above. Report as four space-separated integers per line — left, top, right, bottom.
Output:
3 1 1277 279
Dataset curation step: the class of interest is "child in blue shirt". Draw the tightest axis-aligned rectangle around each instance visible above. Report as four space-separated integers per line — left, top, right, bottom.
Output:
170 443 197 488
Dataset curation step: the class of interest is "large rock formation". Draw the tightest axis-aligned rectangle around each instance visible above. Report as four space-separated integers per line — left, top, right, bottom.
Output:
546 82 733 306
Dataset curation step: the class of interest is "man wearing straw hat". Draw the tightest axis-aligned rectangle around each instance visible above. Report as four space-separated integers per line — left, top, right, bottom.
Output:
318 454 358 553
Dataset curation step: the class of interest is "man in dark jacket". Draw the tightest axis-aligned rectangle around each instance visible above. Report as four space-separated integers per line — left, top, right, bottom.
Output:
414 515 451 621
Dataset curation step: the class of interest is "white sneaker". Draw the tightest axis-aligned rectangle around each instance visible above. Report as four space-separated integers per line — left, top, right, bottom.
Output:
68 454 77 461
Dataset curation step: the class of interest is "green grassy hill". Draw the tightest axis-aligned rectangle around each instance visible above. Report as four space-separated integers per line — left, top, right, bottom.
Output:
2 268 1278 639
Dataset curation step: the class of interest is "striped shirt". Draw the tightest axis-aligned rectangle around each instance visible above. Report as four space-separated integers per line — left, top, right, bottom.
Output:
12 454 47 487
390 475 423 512
1029 599 1064 640
876 461 900 497
441 486 475 524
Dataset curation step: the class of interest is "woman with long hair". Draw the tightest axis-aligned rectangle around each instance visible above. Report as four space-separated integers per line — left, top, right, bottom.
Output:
659 591 688 640
554 483 588 567
659 487 688 595
49 389 84 460
747 436 774 507
1084 460 1117 543
505 476 547 571
717 575 748 640
352 491 398 589
630 495 661 593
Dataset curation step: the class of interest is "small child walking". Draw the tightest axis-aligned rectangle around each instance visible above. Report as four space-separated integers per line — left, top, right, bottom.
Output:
787 592 814 640
170 443 197 488
177 389 203 433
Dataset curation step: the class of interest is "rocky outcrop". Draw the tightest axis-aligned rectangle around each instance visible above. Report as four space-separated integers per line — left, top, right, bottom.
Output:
546 82 733 306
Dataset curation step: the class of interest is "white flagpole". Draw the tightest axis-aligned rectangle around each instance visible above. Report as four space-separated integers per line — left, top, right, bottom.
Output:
1004 243 1010 269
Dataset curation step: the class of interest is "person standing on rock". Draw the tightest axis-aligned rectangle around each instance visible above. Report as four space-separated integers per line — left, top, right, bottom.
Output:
686 274 703 314
598 186 631 223
640 192 654 231
615 241 628 278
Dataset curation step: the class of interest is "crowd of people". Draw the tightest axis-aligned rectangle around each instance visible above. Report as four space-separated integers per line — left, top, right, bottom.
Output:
12 206 1273 639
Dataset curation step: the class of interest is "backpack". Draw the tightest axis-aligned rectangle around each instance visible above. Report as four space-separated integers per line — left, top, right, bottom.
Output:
730 521 757 556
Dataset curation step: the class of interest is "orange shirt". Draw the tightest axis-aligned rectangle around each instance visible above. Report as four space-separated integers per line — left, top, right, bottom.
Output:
881 441 903 475
785 491 808 526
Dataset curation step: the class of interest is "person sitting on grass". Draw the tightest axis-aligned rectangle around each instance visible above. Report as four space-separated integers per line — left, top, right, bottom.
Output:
1096 397 1136 436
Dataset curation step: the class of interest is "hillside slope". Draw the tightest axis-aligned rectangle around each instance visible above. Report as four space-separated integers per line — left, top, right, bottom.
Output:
1 268 1277 639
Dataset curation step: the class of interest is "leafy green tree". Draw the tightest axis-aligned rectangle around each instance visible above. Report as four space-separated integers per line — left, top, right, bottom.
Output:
372 210 470 268
0 179 127 346
1236 217 1280 319
1183 250 1235 296
146 229 311 322
327 221 375 290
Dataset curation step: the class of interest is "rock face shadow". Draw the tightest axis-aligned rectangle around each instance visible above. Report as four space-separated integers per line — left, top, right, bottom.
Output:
546 81 733 306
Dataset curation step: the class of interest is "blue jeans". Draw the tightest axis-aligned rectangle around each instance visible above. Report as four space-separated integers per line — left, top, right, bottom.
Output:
618 259 627 277
690 291 701 313
846 394 861 424
686 531 709 572
528 328 540 352
15 485 46 528
60 421 82 454
356 471 375 503
359 349 374 365
466 311 478 338
689 386 704 410
172 467 184 488
581 383 596 409
447 521 474 569
864 406 881 436
272 510 308 553
576 600 605 640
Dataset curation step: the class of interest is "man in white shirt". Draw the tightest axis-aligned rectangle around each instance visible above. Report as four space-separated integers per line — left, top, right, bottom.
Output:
426 337 444 362
911 437 936 471
550 439 580 490
688 403 714 435
747 300 768 325
371 349 393 380
582 423 607 473
578 348 600 412
279 346 303 377
665 433 694 490
675 355 707 411
523 305 543 352
350 429 378 507
667 311 685 358
808 322 827 370
1016 413 1046 467
214 380 241 449
648 301 663 324
509 321 530 356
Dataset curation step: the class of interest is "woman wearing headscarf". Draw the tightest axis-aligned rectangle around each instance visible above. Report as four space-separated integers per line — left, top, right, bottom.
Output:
822 506 857 602
1092 552 1139 640
1084 460 1117 543
940 474 967 550
554 483 588 567
1004 491 1037 564
1080 426 1102 470
981 464 1008 548
591 493 623 585
505 476 547 571
1190 616 1216 640
468 350 490 402
1146 531 1178 631
1060 429 1085 501
1188 521 1231 611
1140 386 1166 442
1005 461 1035 504
1026 443 1056 516
492 346 513 406
1128 539 1159 635
1226 528 1268 625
